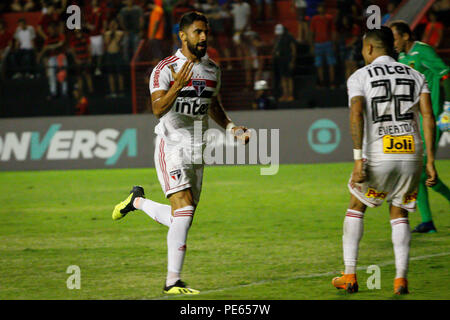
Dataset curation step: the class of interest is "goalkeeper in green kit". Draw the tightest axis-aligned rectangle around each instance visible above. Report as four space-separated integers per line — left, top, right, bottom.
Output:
390 21 450 233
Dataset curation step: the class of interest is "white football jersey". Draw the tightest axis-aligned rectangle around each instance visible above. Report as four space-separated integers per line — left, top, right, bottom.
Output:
347 55 430 161
149 49 221 147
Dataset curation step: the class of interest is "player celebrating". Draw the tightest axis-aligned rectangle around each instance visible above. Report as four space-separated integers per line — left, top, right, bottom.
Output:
332 27 437 295
390 21 450 234
112 12 249 295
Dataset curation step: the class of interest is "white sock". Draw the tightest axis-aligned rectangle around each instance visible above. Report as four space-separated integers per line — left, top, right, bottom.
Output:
166 205 194 287
134 197 172 227
343 209 364 274
391 217 411 279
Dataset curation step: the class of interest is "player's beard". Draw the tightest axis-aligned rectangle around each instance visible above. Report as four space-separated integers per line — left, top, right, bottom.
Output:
187 39 207 59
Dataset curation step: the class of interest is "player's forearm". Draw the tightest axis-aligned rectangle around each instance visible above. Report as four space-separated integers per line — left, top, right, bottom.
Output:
349 96 365 151
422 114 436 162
209 97 232 129
419 93 436 161
152 86 183 117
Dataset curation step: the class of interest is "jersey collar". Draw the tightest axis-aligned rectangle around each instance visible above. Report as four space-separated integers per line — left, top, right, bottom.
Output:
175 49 209 63
371 55 396 64
406 41 418 55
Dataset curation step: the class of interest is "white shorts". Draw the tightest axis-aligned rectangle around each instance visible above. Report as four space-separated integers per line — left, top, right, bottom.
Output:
154 136 204 205
89 35 104 56
348 159 422 212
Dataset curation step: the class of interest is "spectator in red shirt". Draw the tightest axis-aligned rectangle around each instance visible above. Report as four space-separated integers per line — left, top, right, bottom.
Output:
38 22 67 99
69 29 93 94
86 0 107 76
0 20 13 79
37 3 61 40
309 3 336 88
421 10 444 49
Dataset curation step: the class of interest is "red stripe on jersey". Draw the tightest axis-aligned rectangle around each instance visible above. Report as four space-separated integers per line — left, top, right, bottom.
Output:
153 56 178 89
155 56 174 70
159 138 170 192
157 57 177 71
169 79 217 88
156 56 177 70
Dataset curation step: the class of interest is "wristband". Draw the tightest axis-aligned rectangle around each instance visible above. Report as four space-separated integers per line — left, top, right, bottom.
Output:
353 149 363 160
226 122 236 132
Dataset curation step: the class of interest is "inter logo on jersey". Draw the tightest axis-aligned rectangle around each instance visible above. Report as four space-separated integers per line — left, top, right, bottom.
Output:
170 169 182 181
192 80 206 97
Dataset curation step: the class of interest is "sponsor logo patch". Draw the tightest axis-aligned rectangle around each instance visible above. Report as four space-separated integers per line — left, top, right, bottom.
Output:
365 188 387 199
403 191 418 204
383 135 414 154
153 69 160 88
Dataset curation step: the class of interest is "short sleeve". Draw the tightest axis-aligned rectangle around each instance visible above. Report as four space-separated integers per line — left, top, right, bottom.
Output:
347 71 364 107
421 44 449 77
419 73 430 94
149 63 171 95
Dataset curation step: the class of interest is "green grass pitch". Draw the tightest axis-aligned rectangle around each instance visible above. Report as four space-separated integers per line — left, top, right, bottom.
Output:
1 161 449 300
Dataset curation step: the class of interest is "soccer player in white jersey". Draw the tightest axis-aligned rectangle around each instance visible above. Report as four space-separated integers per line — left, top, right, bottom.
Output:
331 27 438 295
111 12 249 295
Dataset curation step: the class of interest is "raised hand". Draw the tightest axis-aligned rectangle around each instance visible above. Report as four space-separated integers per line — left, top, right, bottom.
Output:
232 126 251 145
351 160 366 184
425 161 437 187
169 61 194 90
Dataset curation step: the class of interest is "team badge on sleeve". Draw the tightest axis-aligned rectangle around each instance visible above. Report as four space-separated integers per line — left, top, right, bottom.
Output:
170 169 182 182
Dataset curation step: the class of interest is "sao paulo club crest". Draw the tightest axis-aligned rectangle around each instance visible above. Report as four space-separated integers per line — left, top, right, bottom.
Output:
192 80 206 96
170 169 182 181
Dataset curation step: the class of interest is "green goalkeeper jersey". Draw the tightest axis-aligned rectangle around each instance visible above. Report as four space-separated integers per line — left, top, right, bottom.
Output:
398 41 449 116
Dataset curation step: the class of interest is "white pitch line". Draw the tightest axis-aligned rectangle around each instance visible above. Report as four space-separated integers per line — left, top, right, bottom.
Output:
150 251 450 300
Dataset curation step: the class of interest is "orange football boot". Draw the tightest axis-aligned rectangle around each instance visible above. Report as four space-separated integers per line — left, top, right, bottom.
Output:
394 278 409 295
332 273 359 293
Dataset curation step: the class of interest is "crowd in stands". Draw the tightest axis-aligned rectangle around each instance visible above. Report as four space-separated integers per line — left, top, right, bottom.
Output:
0 0 449 113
